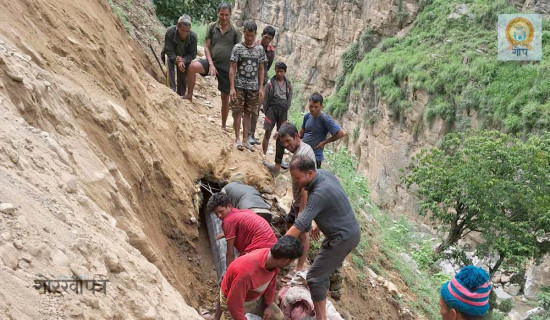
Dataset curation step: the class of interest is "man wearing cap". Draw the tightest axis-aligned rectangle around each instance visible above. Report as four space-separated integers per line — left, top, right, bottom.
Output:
161 14 197 97
186 2 241 131
439 265 492 320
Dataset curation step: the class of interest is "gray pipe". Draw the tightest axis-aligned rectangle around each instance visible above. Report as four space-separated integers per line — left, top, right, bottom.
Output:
205 211 228 283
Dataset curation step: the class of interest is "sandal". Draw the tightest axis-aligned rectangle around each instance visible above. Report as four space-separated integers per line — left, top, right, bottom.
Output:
262 161 279 177
243 142 255 152
236 142 244 151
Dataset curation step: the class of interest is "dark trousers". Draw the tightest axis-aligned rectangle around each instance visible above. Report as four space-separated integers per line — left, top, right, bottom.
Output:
307 231 360 301
168 59 187 97
274 139 285 165
316 160 322 169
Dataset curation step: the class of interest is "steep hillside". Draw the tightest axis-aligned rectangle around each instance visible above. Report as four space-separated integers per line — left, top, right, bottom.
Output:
0 0 273 318
329 0 550 215
323 1 550 317
233 0 420 95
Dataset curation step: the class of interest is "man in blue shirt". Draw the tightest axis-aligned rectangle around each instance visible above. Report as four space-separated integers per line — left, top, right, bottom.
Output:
299 93 347 168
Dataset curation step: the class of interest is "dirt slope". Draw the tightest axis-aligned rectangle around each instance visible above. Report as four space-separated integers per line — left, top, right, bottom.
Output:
0 0 272 318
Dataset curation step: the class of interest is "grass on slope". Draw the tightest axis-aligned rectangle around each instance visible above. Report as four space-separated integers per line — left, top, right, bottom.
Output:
194 23 208 46
323 148 443 318
287 88 442 317
327 0 550 134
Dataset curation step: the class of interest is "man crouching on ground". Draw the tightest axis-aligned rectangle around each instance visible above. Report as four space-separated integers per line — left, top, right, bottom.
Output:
207 192 277 268
218 236 303 320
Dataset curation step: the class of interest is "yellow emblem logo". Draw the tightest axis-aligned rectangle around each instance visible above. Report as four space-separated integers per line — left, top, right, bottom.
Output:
505 17 534 50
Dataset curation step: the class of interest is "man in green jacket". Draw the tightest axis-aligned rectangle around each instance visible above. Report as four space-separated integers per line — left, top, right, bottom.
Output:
161 14 197 97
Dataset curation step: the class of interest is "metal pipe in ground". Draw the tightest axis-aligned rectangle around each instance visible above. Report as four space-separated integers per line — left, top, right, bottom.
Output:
205 211 228 284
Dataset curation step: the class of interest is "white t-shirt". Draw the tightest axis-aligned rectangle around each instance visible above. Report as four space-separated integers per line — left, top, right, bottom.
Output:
291 141 317 208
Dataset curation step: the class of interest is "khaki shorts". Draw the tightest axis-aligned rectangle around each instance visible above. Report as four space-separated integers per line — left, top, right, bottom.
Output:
231 89 259 115
219 289 284 320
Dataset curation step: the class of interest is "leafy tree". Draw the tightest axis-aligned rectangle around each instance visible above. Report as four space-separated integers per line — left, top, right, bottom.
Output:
403 131 550 275
152 0 219 26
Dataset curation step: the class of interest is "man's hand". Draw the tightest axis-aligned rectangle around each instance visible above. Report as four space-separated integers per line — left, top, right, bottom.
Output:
175 56 185 72
262 306 273 320
177 61 185 72
216 233 225 240
314 140 327 149
209 64 217 77
230 88 237 102
310 221 321 241
258 87 264 101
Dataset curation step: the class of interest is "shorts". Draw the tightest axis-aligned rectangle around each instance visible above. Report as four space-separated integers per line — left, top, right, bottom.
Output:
231 89 259 115
198 59 230 93
286 205 311 232
263 103 288 132
286 205 298 224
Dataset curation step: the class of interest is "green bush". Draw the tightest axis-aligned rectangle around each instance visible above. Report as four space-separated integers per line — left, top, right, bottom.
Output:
152 0 219 27
287 79 306 128
404 131 550 275
328 0 550 133
530 286 550 319
334 27 376 91
193 23 208 46
497 298 513 314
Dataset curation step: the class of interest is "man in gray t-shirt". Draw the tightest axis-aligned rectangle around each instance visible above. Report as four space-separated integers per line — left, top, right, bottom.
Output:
221 181 272 223
286 155 360 320
276 123 315 272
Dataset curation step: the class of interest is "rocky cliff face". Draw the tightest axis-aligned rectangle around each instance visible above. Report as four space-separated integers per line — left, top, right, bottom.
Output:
509 0 550 15
338 88 453 217
233 0 419 95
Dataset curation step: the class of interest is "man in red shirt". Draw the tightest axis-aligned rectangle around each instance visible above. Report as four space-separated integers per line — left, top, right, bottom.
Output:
207 192 277 267
219 236 303 320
